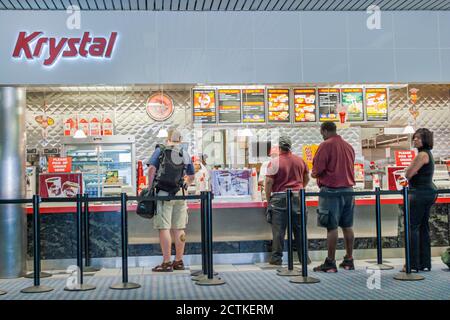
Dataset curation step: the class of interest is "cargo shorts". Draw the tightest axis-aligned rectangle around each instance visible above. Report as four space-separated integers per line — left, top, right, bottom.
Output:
317 186 355 230
153 190 188 230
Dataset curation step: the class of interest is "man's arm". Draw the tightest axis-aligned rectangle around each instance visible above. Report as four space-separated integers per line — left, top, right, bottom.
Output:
265 176 274 202
303 170 310 188
148 165 156 187
311 146 327 179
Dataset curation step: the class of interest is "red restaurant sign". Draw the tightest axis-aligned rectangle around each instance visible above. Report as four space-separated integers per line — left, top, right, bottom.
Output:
394 150 416 167
12 32 118 66
48 157 72 173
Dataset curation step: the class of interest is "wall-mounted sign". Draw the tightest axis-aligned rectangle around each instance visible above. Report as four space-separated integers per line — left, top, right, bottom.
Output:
12 32 118 67
341 88 364 121
318 88 340 122
218 89 241 123
193 89 216 124
43 148 59 155
39 173 82 198
26 148 38 155
146 92 174 121
268 89 290 123
48 157 72 173
366 88 388 121
294 89 316 122
242 89 265 123
302 144 319 170
395 150 416 167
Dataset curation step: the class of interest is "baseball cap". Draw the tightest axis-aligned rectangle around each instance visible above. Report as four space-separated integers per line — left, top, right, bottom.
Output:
278 136 292 150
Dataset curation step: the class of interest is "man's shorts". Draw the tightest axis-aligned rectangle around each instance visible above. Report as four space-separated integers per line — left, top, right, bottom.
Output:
153 190 188 230
317 186 355 230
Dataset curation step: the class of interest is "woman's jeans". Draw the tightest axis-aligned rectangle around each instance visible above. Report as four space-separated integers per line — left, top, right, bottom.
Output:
409 189 437 270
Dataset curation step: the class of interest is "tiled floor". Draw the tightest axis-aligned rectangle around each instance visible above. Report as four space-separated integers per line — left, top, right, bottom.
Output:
1 258 449 300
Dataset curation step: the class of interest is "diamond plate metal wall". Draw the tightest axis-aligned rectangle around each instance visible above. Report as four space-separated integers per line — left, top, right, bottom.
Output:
26 85 449 163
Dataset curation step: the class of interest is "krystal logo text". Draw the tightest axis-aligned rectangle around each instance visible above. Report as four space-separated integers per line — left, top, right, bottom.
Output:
12 31 118 67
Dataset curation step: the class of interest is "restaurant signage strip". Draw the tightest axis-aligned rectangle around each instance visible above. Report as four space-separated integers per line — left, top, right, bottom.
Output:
218 89 242 123
294 88 316 122
242 89 265 123
341 88 364 121
318 88 340 122
12 31 118 67
268 89 290 123
366 88 388 121
193 89 216 124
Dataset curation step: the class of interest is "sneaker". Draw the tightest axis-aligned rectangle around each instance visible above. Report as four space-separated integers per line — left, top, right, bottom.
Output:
313 258 337 273
339 256 355 270
268 259 282 266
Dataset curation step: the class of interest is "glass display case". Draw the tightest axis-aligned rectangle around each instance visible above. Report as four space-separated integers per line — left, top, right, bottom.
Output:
62 136 136 197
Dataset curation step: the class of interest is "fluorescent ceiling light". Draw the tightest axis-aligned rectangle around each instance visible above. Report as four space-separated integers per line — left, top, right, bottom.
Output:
403 125 415 134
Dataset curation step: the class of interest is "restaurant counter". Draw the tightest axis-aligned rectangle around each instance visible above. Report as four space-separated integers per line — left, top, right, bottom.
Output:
24 195 450 261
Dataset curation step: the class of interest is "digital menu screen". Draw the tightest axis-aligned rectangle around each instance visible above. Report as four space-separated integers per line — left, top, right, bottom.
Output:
366 88 388 121
341 88 364 121
242 89 265 123
268 89 290 123
218 89 241 123
318 88 340 122
294 89 316 122
193 89 216 124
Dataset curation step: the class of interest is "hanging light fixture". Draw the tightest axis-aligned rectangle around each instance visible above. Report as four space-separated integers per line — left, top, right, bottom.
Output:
237 128 253 137
157 127 168 138
74 90 87 139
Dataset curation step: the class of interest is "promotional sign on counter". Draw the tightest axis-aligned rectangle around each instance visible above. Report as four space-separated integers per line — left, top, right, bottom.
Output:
218 89 242 123
193 89 216 124
386 166 408 191
366 88 388 121
268 89 290 123
318 88 340 122
242 89 265 123
39 173 83 198
211 169 252 197
302 144 319 170
294 89 316 122
341 88 364 121
48 157 72 173
354 163 365 182
395 150 416 166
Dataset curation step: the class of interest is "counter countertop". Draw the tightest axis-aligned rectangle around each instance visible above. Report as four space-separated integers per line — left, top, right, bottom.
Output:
24 195 450 214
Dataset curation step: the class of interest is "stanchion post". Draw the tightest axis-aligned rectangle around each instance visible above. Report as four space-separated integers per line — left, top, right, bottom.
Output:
394 187 424 281
368 187 393 270
83 193 100 273
277 189 301 276
191 192 207 278
290 189 320 284
196 191 225 286
64 194 96 291
110 193 141 290
21 195 54 293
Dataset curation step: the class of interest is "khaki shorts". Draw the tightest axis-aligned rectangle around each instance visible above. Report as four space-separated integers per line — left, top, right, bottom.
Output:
153 190 188 230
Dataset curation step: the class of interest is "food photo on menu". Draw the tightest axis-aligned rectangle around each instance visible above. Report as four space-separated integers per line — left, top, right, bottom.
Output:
268 89 290 122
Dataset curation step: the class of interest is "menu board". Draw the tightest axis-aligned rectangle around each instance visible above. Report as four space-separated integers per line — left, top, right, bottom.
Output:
242 89 265 123
318 88 340 122
218 89 241 123
341 88 364 121
294 89 316 122
365 88 388 121
268 89 290 123
193 89 216 124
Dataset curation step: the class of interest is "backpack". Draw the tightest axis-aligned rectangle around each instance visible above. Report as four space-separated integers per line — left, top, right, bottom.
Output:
136 187 156 219
441 248 450 268
154 144 186 195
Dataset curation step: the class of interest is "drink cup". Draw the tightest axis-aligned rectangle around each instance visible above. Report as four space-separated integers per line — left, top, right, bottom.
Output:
393 169 408 190
46 177 62 197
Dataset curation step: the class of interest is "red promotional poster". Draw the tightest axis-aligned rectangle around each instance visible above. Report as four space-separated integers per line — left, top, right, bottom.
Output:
48 157 72 173
102 114 114 136
89 115 102 136
386 166 408 191
394 150 416 166
78 115 90 136
39 173 83 198
63 116 77 136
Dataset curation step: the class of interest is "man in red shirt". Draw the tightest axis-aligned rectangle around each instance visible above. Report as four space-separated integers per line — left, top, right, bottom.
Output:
265 136 310 265
312 122 356 273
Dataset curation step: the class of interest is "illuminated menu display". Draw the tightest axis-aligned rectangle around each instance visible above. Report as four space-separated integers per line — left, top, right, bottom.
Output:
294 89 316 122
268 89 290 123
366 88 388 121
341 88 364 121
193 89 216 124
218 89 241 123
318 88 340 122
242 89 265 123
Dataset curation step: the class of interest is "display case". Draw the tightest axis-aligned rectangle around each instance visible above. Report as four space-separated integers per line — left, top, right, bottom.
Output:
62 136 136 197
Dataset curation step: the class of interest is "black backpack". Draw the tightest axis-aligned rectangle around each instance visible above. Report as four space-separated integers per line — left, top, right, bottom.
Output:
136 187 156 219
154 144 186 195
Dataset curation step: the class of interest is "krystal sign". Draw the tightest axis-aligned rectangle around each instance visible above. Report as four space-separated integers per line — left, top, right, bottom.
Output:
12 31 118 67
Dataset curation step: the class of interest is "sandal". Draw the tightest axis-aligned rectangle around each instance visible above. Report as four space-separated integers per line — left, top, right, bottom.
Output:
172 260 185 271
152 261 173 272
